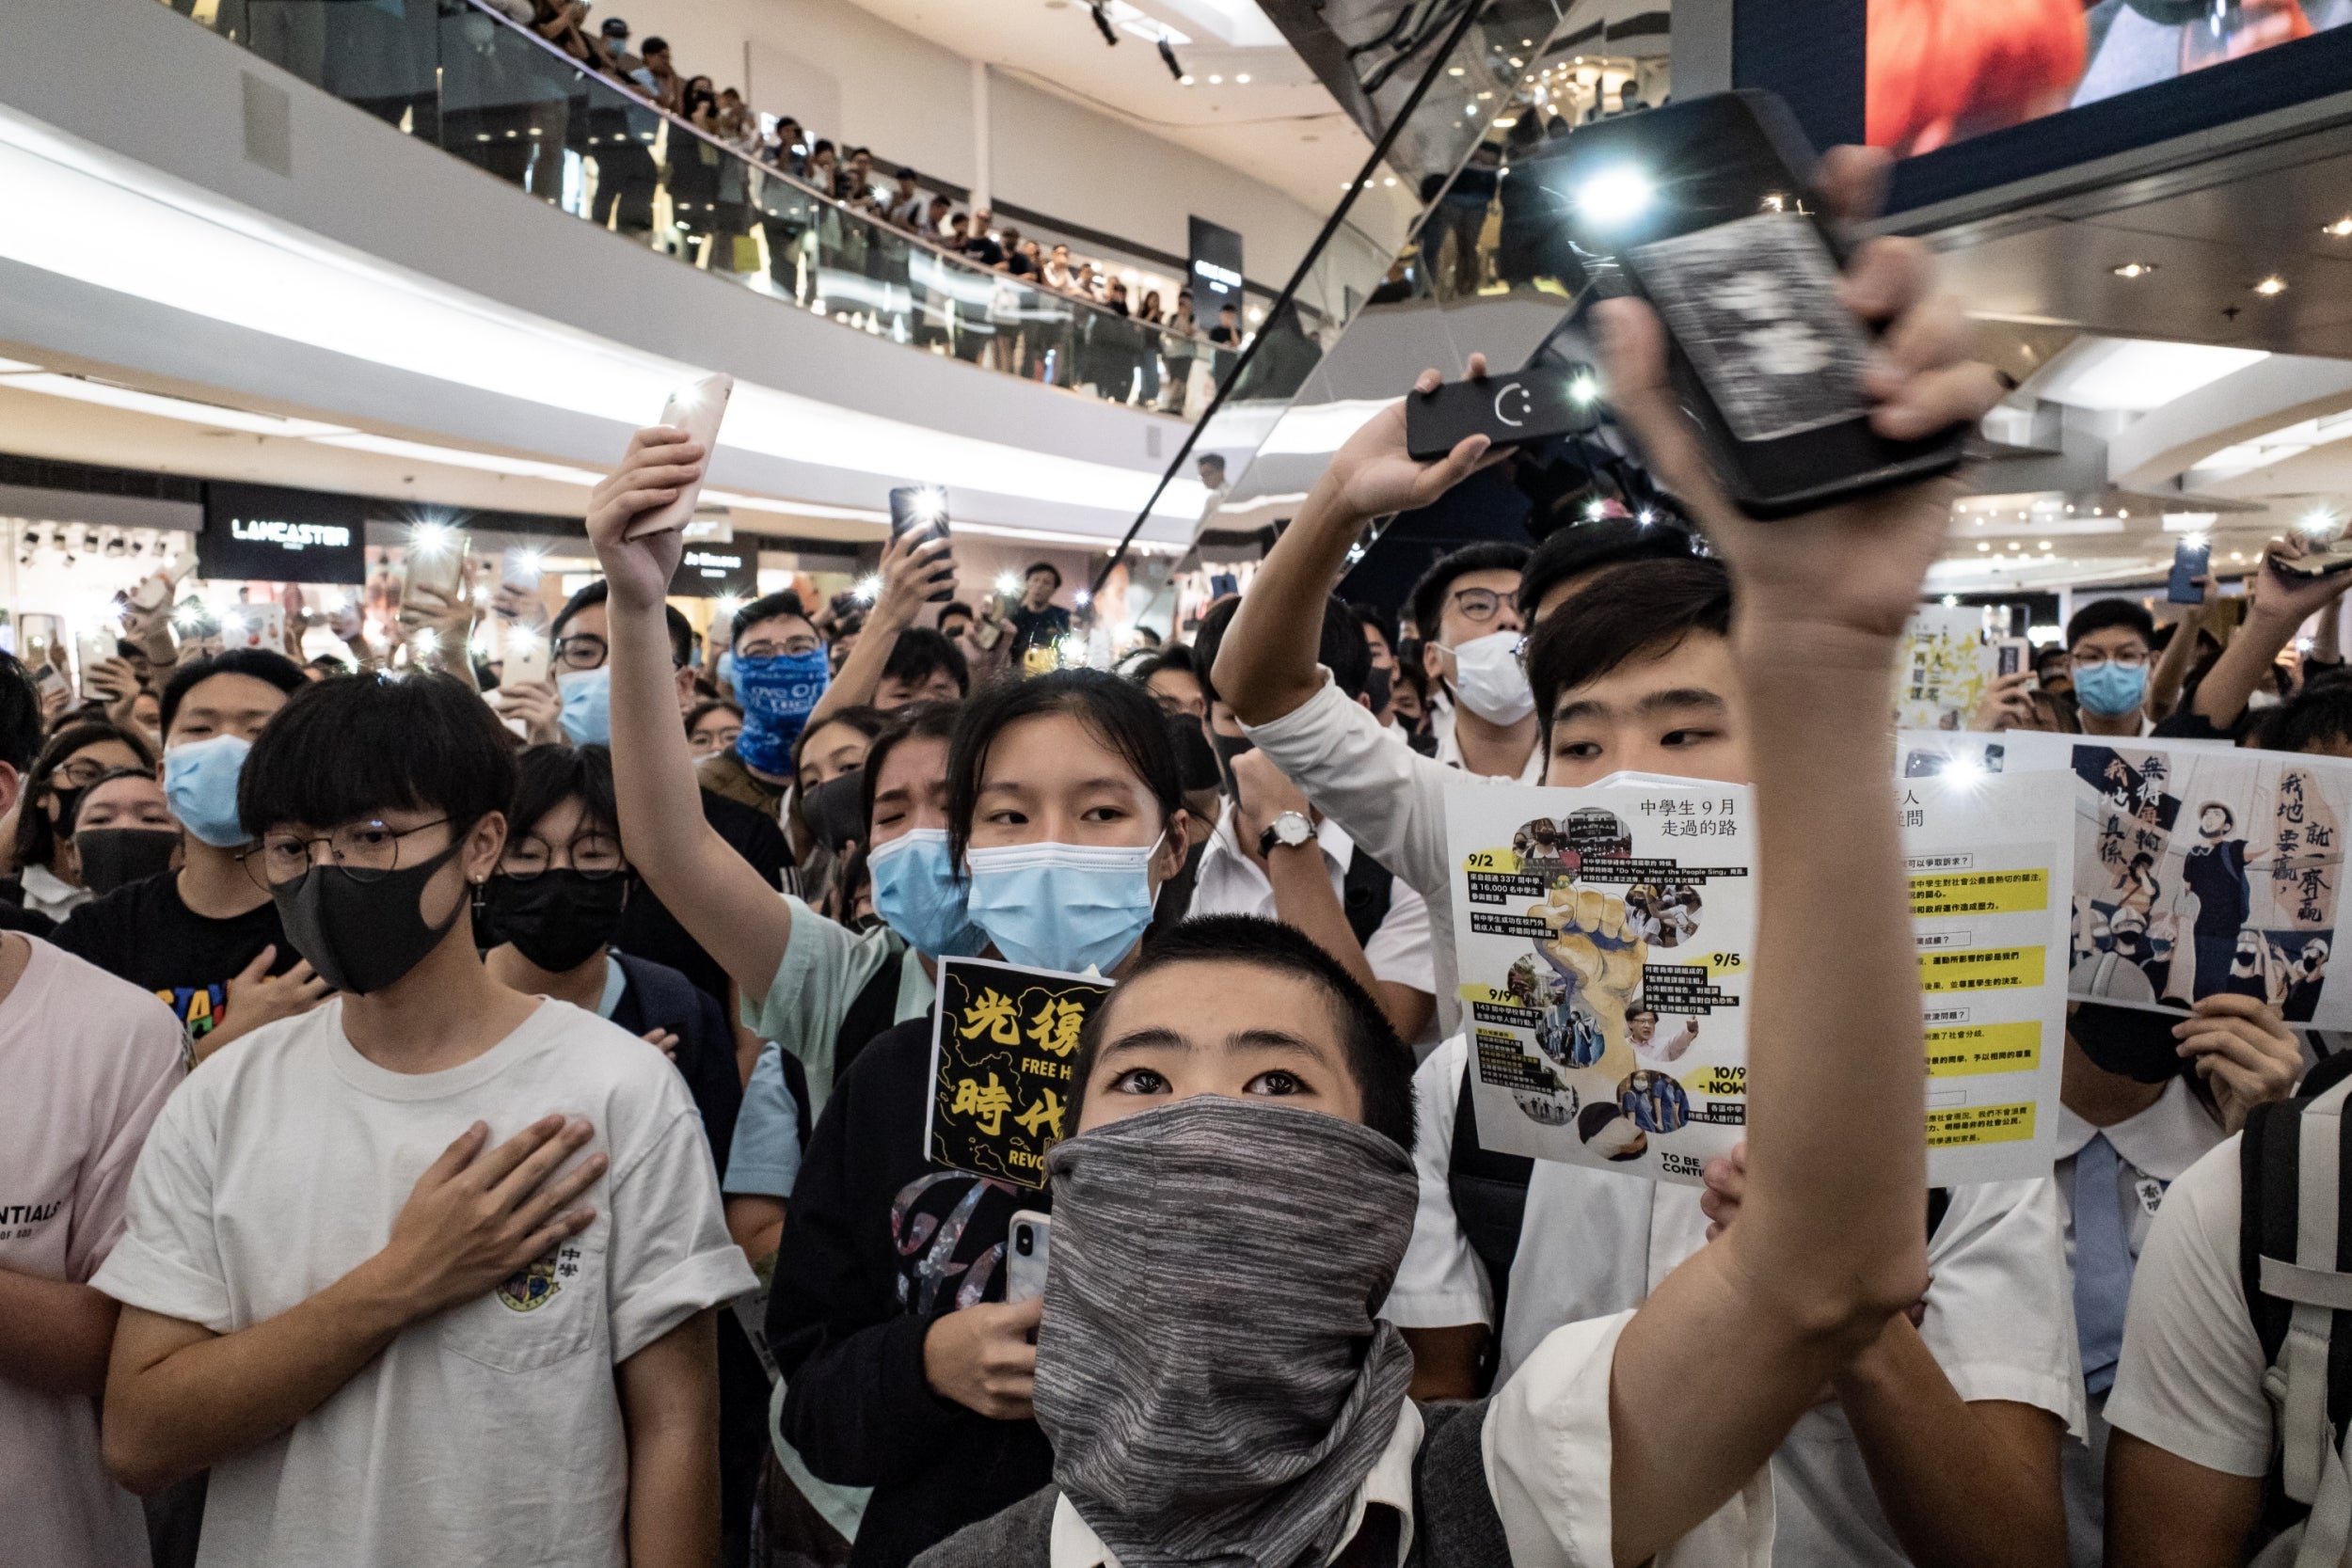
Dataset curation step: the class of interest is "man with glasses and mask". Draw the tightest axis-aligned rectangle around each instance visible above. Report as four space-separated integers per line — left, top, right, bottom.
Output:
1407 543 1538 782
702 591 830 818
92 671 755 1568
54 650 323 1062
2062 600 2160 737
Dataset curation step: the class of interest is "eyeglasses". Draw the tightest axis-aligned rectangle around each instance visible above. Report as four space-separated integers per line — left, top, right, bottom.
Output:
1447 587 1510 624
555 634 609 672
49 756 124 788
252 818 450 889
501 832 626 879
739 635 821 659
2072 650 2150 671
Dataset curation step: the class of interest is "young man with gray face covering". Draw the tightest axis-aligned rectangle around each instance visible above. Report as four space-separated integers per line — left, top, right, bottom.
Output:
918 157 2007 1567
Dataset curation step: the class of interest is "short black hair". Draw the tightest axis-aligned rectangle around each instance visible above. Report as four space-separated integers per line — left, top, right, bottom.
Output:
1025 562 1062 589
1067 914 1416 1153
860 699 961 836
882 626 970 698
1518 517 1701 621
2254 679 2352 754
1349 601 1398 657
641 34 668 52
0 651 43 774
1527 558 1734 740
1189 594 1242 708
160 649 307 737
14 720 156 870
1408 541 1531 645
240 671 519 837
1131 643 1196 689
510 742 618 847
551 578 694 668
946 669 1180 866
794 704 888 777
2066 597 2156 653
939 600 977 626
732 590 817 650
1319 595 1375 704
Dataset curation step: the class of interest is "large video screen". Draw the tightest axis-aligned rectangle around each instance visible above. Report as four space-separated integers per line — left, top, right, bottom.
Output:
1867 0 2352 157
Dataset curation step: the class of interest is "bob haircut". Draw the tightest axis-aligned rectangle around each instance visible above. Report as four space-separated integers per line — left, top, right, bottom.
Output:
945 669 1180 867
860 700 962 836
510 743 620 848
239 671 518 836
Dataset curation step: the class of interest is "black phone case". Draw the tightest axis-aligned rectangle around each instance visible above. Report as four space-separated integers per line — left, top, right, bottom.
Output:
1405 366 1600 461
887 486 956 603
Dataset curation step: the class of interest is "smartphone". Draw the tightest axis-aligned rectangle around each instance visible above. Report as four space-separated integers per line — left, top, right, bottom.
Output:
1994 638 2035 687
1007 1211 1051 1305
501 546 546 592
628 372 735 540
887 485 957 604
2169 538 2213 603
401 531 471 610
220 603 285 652
76 628 118 698
1406 363 1602 461
20 613 61 680
502 622 551 688
2270 539 2352 580
128 552 198 612
1549 90 1966 517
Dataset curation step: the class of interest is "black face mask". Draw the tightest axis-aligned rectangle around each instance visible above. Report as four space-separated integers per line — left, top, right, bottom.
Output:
1364 661 1393 714
74 828 180 895
1207 726 1255 799
2069 1002 2185 1084
1168 713 1222 795
479 870 629 974
272 841 467 995
803 770 866 856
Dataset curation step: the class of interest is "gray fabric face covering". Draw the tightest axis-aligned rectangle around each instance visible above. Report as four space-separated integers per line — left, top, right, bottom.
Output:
1034 1095 1420 1568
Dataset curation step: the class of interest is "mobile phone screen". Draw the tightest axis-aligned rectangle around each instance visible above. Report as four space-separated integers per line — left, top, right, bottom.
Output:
2168 540 2211 604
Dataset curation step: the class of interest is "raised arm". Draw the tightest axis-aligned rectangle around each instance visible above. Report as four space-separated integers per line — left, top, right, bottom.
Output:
1588 159 2002 1567
586 430 795 1003
2144 575 2217 722
2188 536 2352 731
806 527 955 724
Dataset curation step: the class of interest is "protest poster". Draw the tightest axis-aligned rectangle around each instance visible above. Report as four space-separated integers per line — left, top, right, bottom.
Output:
926 957 1111 1190
1894 606 1997 731
1444 769 2070 1186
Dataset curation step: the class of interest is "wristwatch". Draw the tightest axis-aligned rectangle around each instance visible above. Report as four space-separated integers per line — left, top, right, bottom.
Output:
1259 811 1314 857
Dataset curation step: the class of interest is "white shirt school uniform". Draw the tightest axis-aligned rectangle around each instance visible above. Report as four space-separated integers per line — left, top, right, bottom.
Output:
92 997 757 1568
2053 1079 2228 1566
1387 1037 2085 1568
1243 672 1536 1040
1428 692 1546 782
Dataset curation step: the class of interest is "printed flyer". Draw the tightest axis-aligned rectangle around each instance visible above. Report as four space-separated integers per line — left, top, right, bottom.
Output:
1894 606 1998 732
926 957 1112 1190
1444 770 2070 1186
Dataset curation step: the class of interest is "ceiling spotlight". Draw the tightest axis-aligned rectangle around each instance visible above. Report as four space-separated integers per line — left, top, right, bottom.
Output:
1089 0 1118 45
1234 72 1249 83
2325 217 2352 237
2255 275 2289 296
1182 73 1196 85
2111 261 2157 278
1157 37 1184 80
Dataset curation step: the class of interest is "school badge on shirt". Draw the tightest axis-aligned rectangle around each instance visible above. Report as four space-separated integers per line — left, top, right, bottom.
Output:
497 1243 583 1312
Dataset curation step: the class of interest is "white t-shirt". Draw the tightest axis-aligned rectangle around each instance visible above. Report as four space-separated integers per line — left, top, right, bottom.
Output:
1186 802 1438 1000
92 997 757 1568
0 937 185 1568
2102 1134 2274 1478
1386 1043 2084 1568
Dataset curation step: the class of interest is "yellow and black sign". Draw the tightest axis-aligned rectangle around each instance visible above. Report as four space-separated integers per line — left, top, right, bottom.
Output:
927 957 1113 1190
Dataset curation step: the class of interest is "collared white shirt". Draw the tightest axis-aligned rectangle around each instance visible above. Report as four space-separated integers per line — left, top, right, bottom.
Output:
1429 695 1544 783
1047 1326 1772 1568
1187 804 1437 1001
2052 1077 2225 1567
19 863 90 923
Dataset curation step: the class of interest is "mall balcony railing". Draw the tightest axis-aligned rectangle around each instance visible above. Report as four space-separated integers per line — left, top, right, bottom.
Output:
158 0 1227 414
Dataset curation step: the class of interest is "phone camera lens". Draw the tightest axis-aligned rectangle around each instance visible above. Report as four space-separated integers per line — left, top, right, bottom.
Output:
1015 1230 1033 1256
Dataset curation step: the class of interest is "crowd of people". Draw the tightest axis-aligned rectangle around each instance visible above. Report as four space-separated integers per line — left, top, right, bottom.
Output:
12 143 2352 1568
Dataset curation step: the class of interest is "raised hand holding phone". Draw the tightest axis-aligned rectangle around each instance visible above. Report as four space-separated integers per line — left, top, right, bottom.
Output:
587 427 706 609
625 374 732 540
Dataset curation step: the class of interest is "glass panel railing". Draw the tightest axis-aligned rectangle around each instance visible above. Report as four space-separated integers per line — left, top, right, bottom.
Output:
158 0 1205 411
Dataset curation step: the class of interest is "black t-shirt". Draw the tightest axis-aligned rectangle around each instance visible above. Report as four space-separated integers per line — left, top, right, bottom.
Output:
1006 603 1072 664
767 1017 1053 1568
614 787 791 1005
51 870 294 1039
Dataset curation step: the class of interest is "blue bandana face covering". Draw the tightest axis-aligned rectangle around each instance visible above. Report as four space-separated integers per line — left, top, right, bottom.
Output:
963 834 1162 975
868 828 989 958
2073 660 2148 720
557 666 613 745
162 734 253 847
732 648 831 776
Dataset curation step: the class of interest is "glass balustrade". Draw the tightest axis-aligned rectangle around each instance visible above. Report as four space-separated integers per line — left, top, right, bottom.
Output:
160 0 1216 411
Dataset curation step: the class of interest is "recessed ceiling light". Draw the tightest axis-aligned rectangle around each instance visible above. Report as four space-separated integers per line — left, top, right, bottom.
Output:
1448 66 1464 75
2325 217 2352 237
1978 542 1991 552
1383 176 1397 186
1207 72 1222 83
2111 261 2157 279
1234 72 1249 83
2255 276 2289 295
1180 73 1195 85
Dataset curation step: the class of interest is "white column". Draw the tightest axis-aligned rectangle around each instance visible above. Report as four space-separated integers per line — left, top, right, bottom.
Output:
971 59 993 212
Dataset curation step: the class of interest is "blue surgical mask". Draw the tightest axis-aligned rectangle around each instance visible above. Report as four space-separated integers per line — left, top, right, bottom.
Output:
716 648 735 688
733 648 831 777
868 828 987 958
963 834 1163 975
162 734 253 848
558 666 612 745
2073 660 2148 720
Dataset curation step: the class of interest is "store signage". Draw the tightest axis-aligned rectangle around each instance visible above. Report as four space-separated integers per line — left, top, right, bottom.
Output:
199 483 367 584
1187 216 1246 306
671 543 755 598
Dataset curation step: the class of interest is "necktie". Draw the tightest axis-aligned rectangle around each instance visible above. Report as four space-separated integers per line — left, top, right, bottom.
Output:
2074 1132 2136 1398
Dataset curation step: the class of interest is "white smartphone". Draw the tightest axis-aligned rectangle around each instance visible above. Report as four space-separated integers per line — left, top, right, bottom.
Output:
220 603 286 652
1006 1211 1051 1305
76 628 118 698
401 531 472 610
628 372 734 540
501 546 546 592
502 621 551 688
128 551 198 612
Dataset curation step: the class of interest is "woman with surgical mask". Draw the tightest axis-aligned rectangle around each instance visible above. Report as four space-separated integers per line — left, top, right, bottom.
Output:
8 721 153 922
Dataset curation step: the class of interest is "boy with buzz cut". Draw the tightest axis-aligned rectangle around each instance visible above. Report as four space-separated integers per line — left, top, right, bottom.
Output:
92 670 755 1568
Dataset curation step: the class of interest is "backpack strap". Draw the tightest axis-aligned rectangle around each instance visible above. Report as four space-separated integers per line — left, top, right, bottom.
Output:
1446 1059 1533 1376
1341 852 1396 952
1928 1187 1952 1244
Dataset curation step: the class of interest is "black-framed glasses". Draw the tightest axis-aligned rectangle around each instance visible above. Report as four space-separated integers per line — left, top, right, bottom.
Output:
555 633 610 672
1448 587 1507 624
500 832 626 880
253 818 451 888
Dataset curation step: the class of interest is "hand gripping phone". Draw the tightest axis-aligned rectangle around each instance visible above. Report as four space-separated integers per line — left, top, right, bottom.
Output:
629 372 734 540
1405 363 1603 461
1550 90 1967 517
888 485 958 604
2169 538 2212 603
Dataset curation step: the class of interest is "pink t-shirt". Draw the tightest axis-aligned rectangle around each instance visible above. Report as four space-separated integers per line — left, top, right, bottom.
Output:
0 935 186 1567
